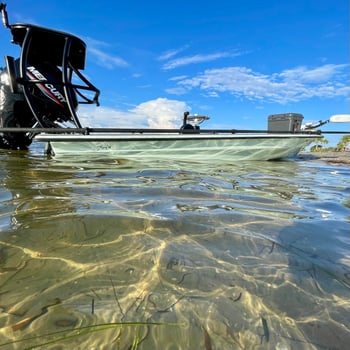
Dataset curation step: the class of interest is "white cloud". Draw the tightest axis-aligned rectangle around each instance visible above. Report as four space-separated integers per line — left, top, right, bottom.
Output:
158 45 190 61
169 75 188 81
170 64 350 103
78 98 189 128
278 64 347 83
162 52 239 70
85 38 128 69
165 86 188 95
131 98 189 128
88 47 128 69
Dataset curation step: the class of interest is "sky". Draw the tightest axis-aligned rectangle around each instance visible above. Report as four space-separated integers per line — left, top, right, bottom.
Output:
1 0 349 146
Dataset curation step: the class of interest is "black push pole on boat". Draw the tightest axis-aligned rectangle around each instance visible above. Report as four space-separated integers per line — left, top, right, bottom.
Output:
0 127 348 135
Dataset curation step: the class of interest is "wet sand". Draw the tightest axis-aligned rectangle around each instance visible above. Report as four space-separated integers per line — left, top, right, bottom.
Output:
299 151 350 164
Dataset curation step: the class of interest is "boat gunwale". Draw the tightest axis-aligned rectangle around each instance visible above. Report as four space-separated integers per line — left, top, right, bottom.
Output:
34 132 322 143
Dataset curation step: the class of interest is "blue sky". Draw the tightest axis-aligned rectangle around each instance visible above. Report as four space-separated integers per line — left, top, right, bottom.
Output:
1 0 349 145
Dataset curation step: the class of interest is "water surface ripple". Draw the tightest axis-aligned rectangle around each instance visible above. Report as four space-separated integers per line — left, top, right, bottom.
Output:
0 147 349 349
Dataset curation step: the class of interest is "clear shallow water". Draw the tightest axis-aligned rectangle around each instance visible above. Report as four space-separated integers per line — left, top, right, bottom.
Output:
0 145 349 349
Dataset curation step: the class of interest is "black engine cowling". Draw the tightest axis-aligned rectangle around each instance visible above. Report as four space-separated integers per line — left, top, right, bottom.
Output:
0 60 78 149
0 63 34 149
25 62 78 124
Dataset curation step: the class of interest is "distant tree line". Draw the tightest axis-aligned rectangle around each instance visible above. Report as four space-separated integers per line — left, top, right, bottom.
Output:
310 135 350 152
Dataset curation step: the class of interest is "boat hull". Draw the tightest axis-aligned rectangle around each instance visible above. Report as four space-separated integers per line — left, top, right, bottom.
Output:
34 133 321 161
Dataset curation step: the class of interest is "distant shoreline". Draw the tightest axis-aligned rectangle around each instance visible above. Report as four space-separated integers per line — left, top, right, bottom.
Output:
298 151 350 164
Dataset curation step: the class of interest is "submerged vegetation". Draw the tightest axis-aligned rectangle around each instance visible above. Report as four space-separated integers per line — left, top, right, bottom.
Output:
0 321 184 349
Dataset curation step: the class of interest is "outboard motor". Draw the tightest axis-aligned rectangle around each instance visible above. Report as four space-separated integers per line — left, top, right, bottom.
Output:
0 58 35 148
0 3 100 149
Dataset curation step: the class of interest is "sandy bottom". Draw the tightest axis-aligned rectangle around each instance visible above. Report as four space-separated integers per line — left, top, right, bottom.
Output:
299 151 350 164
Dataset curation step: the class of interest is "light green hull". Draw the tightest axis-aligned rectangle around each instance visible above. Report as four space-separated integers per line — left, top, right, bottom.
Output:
35 133 321 161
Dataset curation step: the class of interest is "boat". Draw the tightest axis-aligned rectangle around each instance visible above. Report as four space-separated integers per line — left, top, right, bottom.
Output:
34 112 322 161
0 4 347 161
35 132 321 161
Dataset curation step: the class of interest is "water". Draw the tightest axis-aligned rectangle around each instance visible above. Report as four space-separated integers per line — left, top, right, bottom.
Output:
0 144 349 349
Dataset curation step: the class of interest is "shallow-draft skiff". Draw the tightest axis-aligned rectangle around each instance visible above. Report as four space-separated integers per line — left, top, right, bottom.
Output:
0 3 348 161
34 113 323 161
